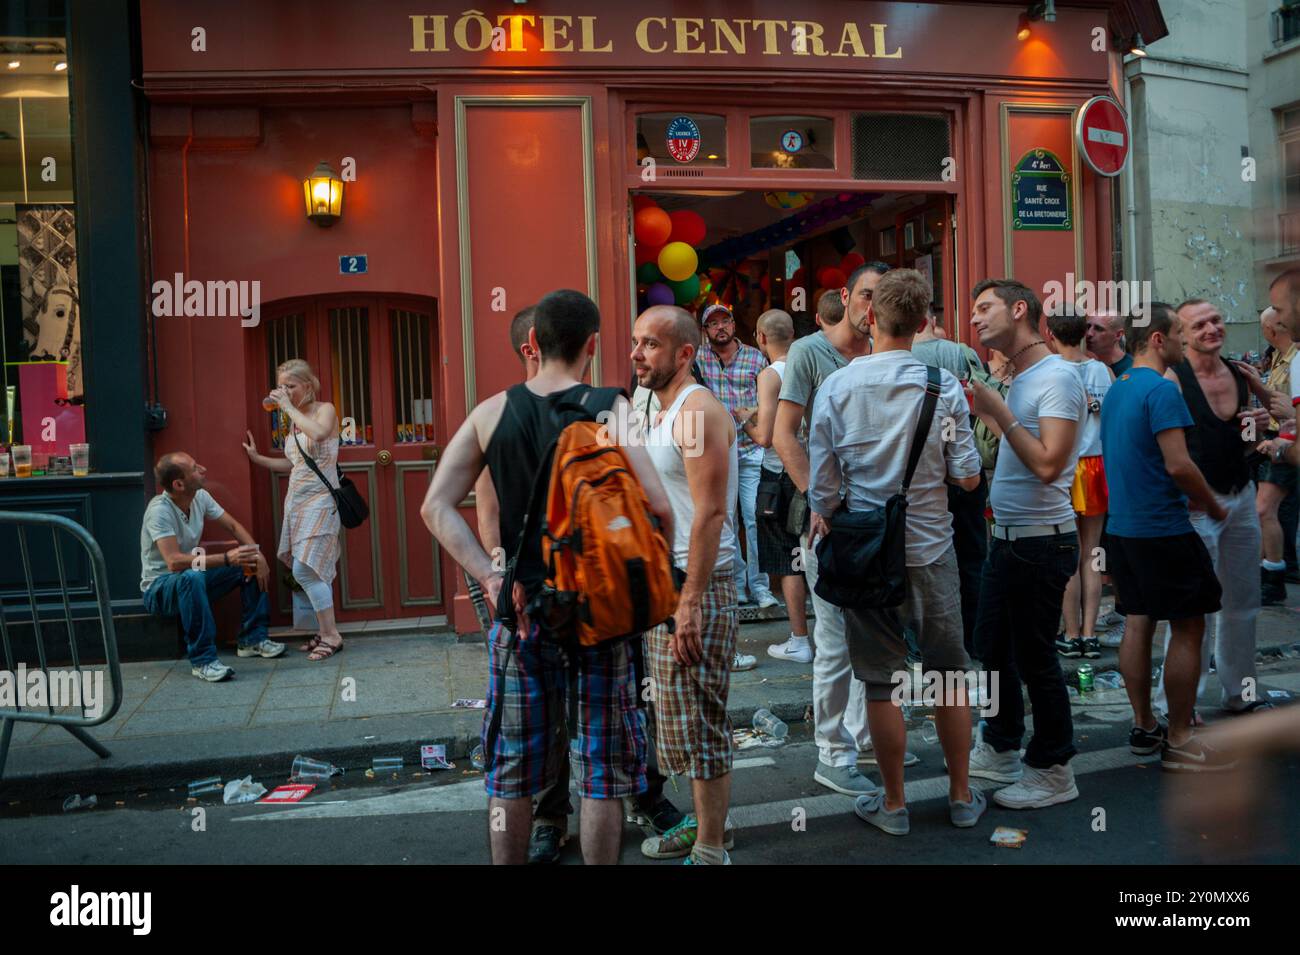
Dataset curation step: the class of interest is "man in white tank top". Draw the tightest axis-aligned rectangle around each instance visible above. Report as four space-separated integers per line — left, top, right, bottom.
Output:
750 309 812 665
631 304 741 866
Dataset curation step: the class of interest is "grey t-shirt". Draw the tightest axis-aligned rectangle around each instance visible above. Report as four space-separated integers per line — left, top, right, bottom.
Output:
778 331 848 426
912 338 982 380
988 354 1087 526
140 489 224 592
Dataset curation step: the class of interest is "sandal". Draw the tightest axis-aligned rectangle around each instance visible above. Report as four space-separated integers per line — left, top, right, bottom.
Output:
308 637 343 662
299 634 322 653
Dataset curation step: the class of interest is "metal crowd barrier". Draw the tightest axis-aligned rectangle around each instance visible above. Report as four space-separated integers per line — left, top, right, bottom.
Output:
0 511 124 780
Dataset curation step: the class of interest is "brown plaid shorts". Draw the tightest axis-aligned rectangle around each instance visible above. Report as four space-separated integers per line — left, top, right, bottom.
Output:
645 570 738 780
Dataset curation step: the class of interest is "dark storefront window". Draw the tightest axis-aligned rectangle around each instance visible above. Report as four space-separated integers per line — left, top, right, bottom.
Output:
0 5 82 478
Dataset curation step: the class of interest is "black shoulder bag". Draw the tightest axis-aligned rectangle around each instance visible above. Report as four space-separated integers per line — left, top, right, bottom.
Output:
291 431 369 529
813 365 942 611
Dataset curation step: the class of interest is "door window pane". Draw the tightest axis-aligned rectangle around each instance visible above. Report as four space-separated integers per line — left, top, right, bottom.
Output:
390 307 434 443
328 306 373 445
264 312 306 450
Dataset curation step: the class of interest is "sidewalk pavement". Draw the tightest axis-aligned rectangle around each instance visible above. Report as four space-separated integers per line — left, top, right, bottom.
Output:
4 597 1299 802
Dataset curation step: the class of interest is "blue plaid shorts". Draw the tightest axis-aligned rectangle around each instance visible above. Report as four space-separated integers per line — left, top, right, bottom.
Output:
482 621 648 801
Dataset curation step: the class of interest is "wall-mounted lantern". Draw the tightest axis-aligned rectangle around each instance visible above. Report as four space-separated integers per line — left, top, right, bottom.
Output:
303 161 343 226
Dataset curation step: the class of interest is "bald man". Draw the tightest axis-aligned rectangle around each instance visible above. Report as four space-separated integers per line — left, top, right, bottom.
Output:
140 452 280 683
632 304 740 865
751 309 811 663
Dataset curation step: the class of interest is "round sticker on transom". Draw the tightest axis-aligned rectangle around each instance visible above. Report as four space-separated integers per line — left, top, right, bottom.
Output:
666 116 702 163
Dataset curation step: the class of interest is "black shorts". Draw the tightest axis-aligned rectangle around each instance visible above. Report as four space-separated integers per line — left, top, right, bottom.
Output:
757 469 803 576
1107 532 1222 621
1256 455 1297 491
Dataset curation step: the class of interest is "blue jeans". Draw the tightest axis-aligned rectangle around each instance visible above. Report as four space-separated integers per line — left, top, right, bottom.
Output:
144 566 270 666
973 532 1078 768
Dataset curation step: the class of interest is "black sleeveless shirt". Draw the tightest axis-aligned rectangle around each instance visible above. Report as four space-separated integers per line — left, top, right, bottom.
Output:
483 383 621 609
1172 358 1249 495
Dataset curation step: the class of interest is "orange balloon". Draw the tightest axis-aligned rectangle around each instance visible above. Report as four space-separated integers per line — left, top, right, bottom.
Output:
634 206 672 247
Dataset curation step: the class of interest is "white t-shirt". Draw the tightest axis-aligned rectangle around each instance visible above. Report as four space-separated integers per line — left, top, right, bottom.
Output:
1072 358 1113 458
140 489 224 592
989 354 1087 526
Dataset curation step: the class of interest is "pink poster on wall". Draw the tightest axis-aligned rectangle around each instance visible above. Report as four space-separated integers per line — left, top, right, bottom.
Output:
18 361 85 457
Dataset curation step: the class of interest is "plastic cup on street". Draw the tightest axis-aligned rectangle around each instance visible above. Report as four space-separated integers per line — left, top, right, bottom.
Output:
752 707 788 739
12 444 31 478
921 719 940 745
290 755 340 783
70 442 89 477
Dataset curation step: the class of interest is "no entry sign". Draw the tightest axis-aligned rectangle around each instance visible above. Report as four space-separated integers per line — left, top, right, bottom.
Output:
1075 95 1130 177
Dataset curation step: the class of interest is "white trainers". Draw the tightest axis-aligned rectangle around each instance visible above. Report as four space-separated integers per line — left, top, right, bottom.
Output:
191 660 234 682
732 651 758 671
767 635 812 663
756 592 782 609
237 639 285 659
968 738 1024 783
992 763 1079 809
1096 608 1124 630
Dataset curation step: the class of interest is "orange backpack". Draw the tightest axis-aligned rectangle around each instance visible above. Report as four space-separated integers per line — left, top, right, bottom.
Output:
538 413 678 646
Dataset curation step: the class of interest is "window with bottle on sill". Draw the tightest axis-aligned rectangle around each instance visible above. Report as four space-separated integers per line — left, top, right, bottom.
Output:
0 33 85 481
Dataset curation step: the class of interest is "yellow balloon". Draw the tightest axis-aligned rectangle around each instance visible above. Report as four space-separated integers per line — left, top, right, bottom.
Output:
657 242 698 282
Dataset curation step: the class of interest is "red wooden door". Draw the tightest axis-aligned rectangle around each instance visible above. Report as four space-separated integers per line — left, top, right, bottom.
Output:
254 294 444 624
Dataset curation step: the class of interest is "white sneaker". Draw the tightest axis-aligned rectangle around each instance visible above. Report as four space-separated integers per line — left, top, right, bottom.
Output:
191 660 234 682
1096 608 1124 630
967 739 1024 783
992 763 1079 809
732 651 758 671
237 639 285 659
767 635 812 663
1099 618 1125 647
756 592 781 609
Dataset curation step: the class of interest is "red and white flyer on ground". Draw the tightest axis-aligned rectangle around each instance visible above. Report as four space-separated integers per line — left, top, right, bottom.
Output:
259 784 316 803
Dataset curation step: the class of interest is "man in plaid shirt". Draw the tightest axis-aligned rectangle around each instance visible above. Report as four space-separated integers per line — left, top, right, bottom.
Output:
696 304 779 626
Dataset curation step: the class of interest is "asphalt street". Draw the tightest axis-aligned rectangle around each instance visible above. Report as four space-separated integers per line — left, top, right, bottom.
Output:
5 710 1296 865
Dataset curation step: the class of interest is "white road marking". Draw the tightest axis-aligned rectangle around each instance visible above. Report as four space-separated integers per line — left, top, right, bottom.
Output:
232 742 1144 826
728 743 1143 831
234 754 781 823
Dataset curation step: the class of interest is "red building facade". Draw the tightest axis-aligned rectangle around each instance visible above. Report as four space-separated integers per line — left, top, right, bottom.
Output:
137 0 1166 635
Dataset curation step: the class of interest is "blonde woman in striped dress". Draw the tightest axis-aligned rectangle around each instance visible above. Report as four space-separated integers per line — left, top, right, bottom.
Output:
242 359 345 660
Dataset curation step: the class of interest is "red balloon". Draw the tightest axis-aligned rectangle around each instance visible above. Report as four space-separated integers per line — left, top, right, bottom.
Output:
632 195 658 212
634 206 672 246
759 273 771 294
840 252 865 274
820 267 847 290
635 242 663 266
791 267 806 288
668 210 707 247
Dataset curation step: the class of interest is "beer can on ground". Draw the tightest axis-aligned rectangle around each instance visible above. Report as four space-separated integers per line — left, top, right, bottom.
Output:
1077 664 1094 694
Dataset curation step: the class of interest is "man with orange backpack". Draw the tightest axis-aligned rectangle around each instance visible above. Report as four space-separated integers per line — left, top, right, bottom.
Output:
422 289 675 865
631 304 742 865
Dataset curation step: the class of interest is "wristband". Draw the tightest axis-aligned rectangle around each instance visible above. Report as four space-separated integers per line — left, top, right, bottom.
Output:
1003 419 1022 438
